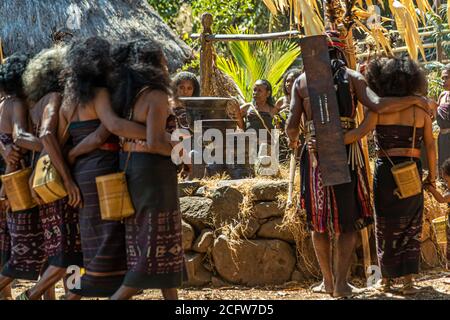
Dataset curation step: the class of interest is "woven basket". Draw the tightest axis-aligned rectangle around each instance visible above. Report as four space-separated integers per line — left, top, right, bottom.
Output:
432 215 448 245
1 167 36 212
391 161 422 199
96 172 134 221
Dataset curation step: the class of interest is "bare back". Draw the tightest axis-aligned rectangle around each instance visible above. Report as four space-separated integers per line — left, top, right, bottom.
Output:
377 106 427 129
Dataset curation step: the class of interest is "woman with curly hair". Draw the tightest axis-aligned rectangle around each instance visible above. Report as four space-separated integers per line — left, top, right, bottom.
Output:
91 39 184 300
58 37 147 300
0 53 46 297
166 71 200 132
275 68 302 113
344 57 436 294
12 45 84 300
172 71 200 98
241 79 276 134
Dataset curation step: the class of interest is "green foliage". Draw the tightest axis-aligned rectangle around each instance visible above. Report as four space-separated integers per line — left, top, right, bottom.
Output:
216 27 300 102
147 1 182 26
424 61 445 101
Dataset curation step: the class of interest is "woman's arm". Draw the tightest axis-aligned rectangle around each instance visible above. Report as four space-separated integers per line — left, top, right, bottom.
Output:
423 112 437 184
146 90 173 157
40 93 81 208
343 111 378 145
0 140 20 166
426 186 450 203
12 99 42 152
93 88 146 140
348 69 433 114
67 125 111 165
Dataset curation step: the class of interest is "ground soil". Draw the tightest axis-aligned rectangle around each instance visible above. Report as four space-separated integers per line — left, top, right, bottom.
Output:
10 269 450 300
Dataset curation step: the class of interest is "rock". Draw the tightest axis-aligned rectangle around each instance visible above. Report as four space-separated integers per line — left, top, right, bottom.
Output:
210 186 244 228
291 270 304 282
215 179 252 188
421 239 441 269
192 229 214 253
257 218 295 243
211 276 228 288
421 218 432 241
178 181 202 197
182 220 195 251
212 235 296 286
184 252 212 286
252 181 288 201
253 201 284 219
235 217 260 239
180 197 214 231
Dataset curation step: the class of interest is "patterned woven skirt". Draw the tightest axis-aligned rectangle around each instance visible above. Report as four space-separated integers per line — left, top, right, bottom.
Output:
0 209 10 269
1 207 46 280
69 148 128 297
39 197 83 268
300 145 373 235
374 157 423 279
446 211 450 264
120 152 184 289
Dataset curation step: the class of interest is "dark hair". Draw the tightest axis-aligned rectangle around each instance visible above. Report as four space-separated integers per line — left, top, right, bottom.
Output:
442 158 450 177
254 79 275 107
110 38 171 117
23 46 67 103
282 68 302 96
365 57 427 97
0 53 29 97
63 36 112 108
172 71 200 97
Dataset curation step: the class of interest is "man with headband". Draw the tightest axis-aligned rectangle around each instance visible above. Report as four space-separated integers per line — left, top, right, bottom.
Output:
286 30 435 298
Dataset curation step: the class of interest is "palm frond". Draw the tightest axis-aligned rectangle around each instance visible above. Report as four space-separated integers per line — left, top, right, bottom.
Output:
216 28 301 102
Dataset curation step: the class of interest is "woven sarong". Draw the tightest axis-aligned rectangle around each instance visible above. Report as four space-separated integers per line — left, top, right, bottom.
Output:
120 152 184 289
68 120 127 297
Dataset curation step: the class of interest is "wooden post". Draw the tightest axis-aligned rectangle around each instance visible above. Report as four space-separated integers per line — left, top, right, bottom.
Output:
199 13 214 97
435 0 444 62
0 38 4 64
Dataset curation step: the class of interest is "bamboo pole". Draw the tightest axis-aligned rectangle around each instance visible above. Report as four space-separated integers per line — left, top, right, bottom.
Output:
191 30 302 42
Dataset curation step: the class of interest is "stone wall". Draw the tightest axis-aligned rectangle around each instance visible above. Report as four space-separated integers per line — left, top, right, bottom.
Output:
179 179 446 287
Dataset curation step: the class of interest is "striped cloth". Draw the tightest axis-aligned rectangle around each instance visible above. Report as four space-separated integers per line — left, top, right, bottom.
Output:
68 120 127 297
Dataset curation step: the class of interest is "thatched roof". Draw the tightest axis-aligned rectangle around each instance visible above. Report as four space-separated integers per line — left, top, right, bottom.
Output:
0 0 193 72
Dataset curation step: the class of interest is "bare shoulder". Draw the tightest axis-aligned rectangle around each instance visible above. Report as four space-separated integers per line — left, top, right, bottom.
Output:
296 73 308 98
145 89 169 105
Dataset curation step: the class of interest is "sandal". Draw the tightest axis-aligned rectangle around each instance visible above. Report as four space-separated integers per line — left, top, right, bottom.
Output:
310 281 333 295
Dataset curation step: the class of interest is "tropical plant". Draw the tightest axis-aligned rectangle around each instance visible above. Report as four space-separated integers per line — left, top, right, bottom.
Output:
425 61 445 100
215 27 301 102
262 0 436 62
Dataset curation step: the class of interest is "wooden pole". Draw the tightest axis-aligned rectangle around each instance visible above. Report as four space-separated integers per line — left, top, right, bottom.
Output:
436 0 444 62
191 30 301 42
199 13 214 96
0 38 4 64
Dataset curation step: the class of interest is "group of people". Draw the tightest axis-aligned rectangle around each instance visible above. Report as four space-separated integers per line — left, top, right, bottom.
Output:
0 29 449 301
286 31 450 298
0 37 186 300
